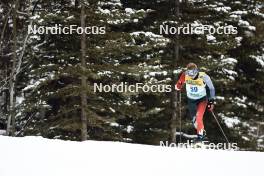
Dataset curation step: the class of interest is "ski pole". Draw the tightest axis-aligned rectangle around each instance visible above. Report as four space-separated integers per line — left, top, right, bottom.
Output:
211 111 230 143
179 91 182 143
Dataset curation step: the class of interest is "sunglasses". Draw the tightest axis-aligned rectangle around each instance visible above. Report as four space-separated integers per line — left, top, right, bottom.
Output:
186 69 198 77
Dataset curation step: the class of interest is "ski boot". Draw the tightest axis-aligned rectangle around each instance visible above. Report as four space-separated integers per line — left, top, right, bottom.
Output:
192 130 207 148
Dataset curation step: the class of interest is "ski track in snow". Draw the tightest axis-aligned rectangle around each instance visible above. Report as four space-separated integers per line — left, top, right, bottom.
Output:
0 136 263 176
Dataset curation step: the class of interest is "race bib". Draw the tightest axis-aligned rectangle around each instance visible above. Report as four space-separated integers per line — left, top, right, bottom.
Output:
186 84 206 100
185 72 207 100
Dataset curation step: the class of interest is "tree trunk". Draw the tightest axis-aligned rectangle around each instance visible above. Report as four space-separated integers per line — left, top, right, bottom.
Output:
7 0 19 136
0 8 12 56
80 4 88 141
170 0 180 143
75 0 79 8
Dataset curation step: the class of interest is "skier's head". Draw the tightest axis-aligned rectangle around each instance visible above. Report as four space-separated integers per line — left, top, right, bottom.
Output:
186 63 198 78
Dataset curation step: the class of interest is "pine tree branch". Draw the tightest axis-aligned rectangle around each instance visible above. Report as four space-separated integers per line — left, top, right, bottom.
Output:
15 113 35 137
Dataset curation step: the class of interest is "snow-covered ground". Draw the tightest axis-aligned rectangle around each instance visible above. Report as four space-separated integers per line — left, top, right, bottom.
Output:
0 136 263 176
0 130 5 135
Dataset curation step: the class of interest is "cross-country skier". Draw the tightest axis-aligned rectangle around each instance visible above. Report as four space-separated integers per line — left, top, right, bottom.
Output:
175 63 215 141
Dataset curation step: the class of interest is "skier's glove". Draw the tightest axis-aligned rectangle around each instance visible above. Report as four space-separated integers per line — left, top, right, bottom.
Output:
207 99 215 112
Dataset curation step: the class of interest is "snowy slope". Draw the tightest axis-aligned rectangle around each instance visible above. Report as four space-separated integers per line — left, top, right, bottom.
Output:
0 136 263 176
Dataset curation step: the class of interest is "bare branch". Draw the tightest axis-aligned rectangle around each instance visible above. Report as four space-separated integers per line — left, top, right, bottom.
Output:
17 10 30 16
14 20 33 78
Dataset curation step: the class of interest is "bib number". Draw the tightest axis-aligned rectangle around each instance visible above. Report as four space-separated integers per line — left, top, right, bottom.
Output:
190 86 198 92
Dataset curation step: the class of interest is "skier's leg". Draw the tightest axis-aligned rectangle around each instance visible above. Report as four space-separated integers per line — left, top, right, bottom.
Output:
187 99 197 129
196 99 207 136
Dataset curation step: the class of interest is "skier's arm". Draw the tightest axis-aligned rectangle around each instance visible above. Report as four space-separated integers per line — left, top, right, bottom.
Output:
175 72 186 91
203 74 215 100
